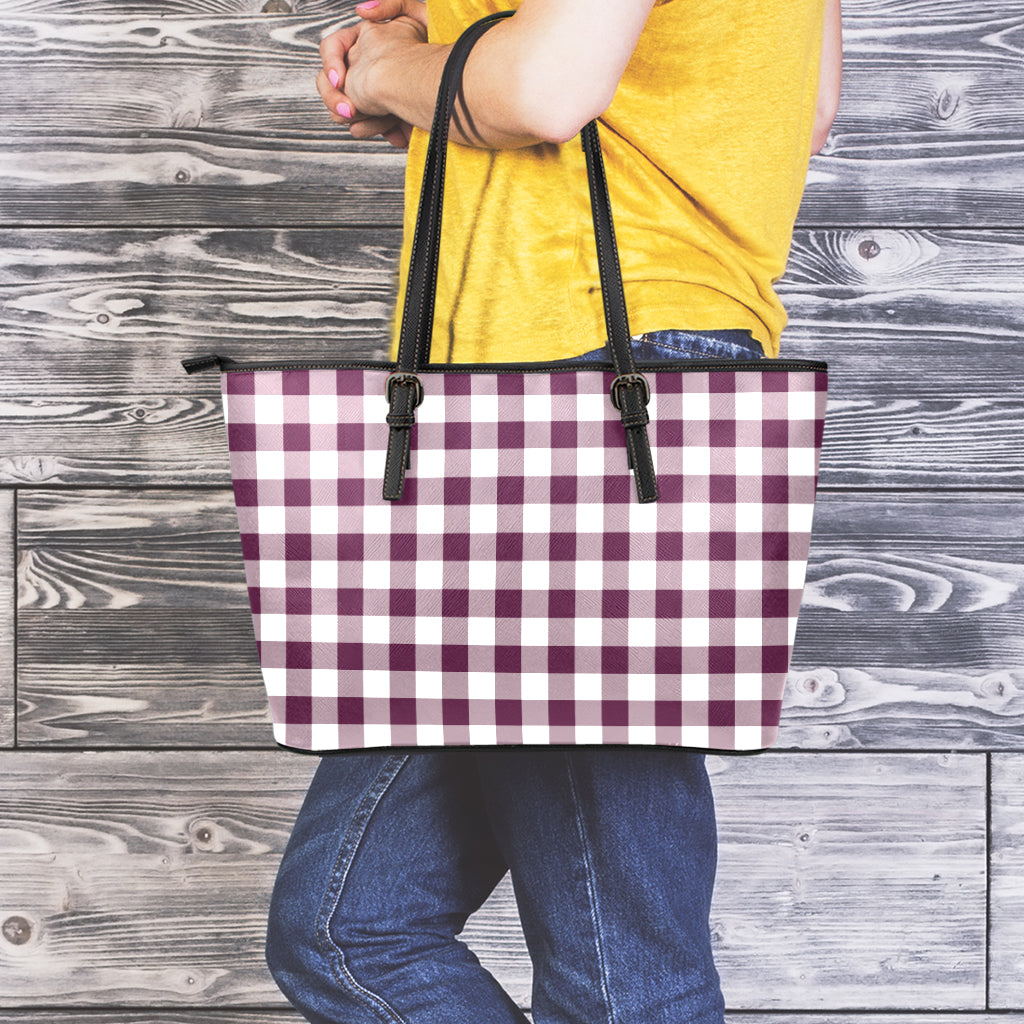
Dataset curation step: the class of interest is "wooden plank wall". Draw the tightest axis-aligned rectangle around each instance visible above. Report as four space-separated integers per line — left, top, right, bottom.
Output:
1 0 1022 1020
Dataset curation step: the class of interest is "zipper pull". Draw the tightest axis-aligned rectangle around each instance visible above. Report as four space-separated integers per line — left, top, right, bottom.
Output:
181 354 228 375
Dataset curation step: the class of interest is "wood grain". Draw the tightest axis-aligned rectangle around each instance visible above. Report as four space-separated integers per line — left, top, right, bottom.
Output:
14 489 1024 749
1 228 1022 487
15 489 269 746
0 0 1010 25
0 490 14 748
0 751 986 1009
0 226 399 398
786 495 1024 753
1 128 1022 229
0 751 317 1005
784 492 1024 749
4 31 1024 130
0 753 991 1007
2 226 1023 391
706 751 986 1009
0 4 1022 226
989 753 1024 1008
0 136 408 227
0 0 1020 1015
0 0 324 13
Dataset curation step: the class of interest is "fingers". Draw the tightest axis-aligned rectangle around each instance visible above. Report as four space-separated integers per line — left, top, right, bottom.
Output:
318 25 358 116
315 3 420 146
354 0 427 27
318 23 357 76
350 116 412 149
315 66 356 123
389 122 413 148
315 67 411 148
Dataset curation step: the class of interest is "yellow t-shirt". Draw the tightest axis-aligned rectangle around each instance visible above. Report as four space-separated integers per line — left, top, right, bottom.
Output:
392 0 826 362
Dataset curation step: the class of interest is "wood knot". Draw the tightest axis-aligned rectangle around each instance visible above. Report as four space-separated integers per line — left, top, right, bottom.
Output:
262 0 293 11
2 915 33 946
858 239 881 260
189 818 222 851
936 88 959 121
787 668 843 708
980 673 1017 702
2 456 60 482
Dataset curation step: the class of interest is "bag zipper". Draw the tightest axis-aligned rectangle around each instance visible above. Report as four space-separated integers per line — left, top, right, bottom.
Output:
181 354 828 375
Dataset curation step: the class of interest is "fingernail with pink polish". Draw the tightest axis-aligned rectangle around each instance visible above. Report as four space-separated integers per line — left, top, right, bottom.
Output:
336 102 353 119
358 1 381 8
328 68 339 88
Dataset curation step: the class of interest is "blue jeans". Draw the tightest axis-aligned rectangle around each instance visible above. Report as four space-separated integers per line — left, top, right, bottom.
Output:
575 328 763 363
266 749 723 1024
265 331 749 1024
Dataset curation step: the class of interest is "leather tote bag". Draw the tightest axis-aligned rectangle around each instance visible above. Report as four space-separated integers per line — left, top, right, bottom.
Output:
183 11 828 752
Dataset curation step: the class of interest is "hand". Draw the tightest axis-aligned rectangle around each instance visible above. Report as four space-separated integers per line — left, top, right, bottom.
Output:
317 0 428 148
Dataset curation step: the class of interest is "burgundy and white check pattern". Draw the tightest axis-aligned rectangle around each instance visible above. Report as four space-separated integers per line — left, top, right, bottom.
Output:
221 364 826 751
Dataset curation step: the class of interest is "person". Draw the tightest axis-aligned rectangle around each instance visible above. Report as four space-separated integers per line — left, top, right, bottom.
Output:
265 2 842 1022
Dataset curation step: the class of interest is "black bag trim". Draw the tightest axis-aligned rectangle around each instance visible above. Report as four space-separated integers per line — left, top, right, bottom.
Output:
387 10 657 503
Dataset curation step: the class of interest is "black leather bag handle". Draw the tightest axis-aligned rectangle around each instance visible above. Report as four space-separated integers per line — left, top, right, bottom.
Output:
383 10 658 503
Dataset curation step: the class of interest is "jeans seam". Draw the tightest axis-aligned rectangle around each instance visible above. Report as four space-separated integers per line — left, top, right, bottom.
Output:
315 753 411 1024
564 753 618 1024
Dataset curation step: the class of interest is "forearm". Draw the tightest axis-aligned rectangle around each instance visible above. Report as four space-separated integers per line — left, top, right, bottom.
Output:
367 28 549 149
335 0 657 150
811 0 842 153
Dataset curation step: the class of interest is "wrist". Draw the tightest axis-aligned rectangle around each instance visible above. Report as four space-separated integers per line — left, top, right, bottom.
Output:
376 38 450 132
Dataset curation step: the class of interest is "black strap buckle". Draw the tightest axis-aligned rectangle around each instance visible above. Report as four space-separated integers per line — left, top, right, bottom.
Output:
385 372 424 408
609 372 651 411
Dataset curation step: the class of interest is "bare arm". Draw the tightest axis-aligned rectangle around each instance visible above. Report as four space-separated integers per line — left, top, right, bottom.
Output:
317 0 657 149
810 0 842 154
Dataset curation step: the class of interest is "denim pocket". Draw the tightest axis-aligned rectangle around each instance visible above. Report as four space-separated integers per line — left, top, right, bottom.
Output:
572 329 763 363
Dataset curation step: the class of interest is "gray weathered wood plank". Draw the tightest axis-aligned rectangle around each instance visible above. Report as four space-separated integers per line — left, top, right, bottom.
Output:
1 130 1022 229
0 3 1023 226
16 489 270 746
0 136 408 228
2 0 325 12
735 1020 1024 1024
2 226 1023 393
2 1 311 12
0 226 400 400
14 489 268 745
5 367 1021 486
0 489 14 748
0 751 318 1006
989 753 1024 1008
705 752 985 1008
0 751 986 1009
784 492 1024 749
1 227 1022 488
14 490 1024 750
3 47 1022 136
0 0 1013 28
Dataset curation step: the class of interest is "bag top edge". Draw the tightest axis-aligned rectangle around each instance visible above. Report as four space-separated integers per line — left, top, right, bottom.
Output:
213 358 828 374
